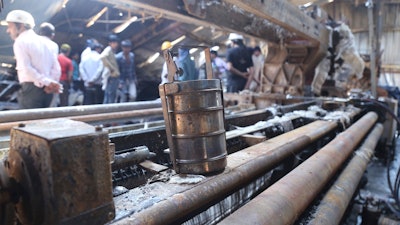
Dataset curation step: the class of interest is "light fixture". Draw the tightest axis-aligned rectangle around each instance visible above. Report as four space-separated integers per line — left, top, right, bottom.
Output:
147 52 160 64
171 35 186 46
138 52 161 68
211 46 220 51
86 7 108 28
1 63 13 68
62 0 69 8
113 16 138 33
189 48 198 54
303 0 334 8
192 26 204 33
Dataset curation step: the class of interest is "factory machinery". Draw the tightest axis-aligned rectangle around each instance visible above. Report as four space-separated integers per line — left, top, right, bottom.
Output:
0 1 398 224
0 95 399 225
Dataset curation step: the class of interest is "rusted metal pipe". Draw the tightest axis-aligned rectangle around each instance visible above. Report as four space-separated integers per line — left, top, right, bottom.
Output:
113 146 150 166
0 108 163 132
0 100 161 123
308 123 383 225
111 120 338 225
219 112 378 225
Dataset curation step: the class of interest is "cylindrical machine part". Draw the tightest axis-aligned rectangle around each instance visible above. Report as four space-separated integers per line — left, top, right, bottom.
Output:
113 146 150 166
219 112 378 225
0 100 161 123
159 79 227 174
308 123 383 225
0 108 163 132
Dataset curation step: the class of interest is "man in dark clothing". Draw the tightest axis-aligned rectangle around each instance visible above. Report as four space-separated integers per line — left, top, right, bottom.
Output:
226 33 254 93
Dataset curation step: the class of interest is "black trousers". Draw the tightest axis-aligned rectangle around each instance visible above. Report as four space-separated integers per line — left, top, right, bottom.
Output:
18 82 53 109
83 84 103 105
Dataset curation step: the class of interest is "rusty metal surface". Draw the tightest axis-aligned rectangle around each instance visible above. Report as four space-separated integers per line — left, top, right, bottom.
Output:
219 112 378 225
0 100 161 123
7 119 115 225
110 120 338 225
112 146 150 169
308 123 384 225
0 108 163 133
160 79 227 174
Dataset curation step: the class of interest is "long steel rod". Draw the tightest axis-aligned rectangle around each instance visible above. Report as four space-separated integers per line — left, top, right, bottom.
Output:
0 108 163 132
112 120 338 225
0 100 162 123
308 123 383 225
219 112 378 225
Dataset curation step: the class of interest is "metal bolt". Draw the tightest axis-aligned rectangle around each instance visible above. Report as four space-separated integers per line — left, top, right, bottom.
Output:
108 211 115 220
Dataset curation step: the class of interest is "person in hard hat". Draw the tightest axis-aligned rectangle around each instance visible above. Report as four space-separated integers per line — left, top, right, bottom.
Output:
58 44 73 106
116 39 137 102
101 34 120 104
226 33 254 93
160 41 173 84
4 10 62 109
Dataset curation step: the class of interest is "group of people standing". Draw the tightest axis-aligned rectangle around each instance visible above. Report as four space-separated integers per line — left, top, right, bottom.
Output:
4 9 137 110
79 35 137 105
5 10 62 109
224 33 265 93
160 33 265 94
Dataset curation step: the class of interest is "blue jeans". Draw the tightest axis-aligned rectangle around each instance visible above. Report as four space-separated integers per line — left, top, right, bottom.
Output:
103 77 119 104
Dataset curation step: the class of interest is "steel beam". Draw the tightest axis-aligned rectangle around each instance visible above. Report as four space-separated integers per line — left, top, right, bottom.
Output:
219 112 378 225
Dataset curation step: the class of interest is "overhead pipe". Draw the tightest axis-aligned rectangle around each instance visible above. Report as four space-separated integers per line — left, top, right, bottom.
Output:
219 112 378 225
111 120 338 225
308 123 383 225
0 100 162 123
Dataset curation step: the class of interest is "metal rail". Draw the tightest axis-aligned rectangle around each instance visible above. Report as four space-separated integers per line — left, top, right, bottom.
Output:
0 108 163 132
219 112 378 225
0 100 161 123
308 123 384 225
110 120 338 225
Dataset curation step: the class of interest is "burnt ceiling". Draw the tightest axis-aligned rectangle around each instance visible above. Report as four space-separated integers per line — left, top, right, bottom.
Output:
0 0 333 81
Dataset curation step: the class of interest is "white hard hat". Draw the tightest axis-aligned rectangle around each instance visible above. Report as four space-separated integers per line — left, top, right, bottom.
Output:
228 33 243 40
5 10 35 28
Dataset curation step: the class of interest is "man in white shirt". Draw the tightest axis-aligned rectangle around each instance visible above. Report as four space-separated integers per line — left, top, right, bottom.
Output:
4 10 62 109
79 42 104 105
